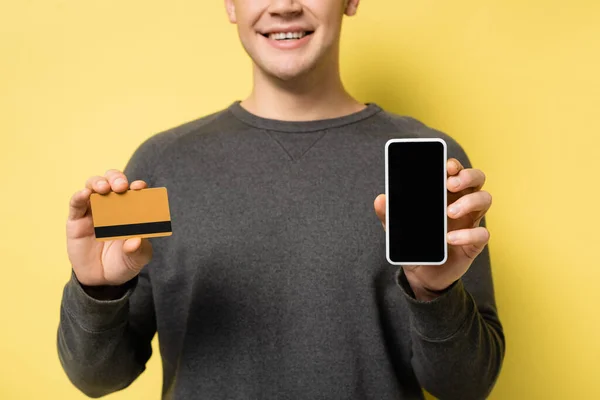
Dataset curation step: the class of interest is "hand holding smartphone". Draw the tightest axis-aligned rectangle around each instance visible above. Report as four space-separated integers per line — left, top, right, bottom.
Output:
385 138 448 265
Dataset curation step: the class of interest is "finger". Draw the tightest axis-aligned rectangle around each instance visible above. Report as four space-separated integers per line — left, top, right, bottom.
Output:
374 194 386 230
448 168 486 193
447 226 490 248
447 158 464 176
68 187 92 220
447 190 492 219
130 180 148 190
122 237 153 268
85 175 111 194
123 237 142 253
104 169 129 193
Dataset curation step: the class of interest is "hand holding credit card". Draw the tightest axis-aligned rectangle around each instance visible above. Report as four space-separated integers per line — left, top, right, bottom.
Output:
66 170 170 288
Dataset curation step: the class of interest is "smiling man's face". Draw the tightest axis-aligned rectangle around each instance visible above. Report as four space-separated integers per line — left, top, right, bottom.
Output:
225 0 359 81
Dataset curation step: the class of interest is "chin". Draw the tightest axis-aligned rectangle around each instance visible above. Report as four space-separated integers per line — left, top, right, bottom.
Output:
267 67 307 81
259 59 320 82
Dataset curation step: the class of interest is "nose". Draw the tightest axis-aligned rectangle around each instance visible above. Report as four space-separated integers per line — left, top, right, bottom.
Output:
268 0 302 17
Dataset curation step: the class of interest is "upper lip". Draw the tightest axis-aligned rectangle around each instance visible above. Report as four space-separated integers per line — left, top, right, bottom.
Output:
260 26 314 35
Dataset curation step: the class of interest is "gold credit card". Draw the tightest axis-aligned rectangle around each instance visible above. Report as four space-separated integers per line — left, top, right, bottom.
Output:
90 187 172 241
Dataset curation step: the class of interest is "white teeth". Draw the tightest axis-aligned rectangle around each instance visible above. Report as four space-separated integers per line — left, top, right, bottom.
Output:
268 31 307 41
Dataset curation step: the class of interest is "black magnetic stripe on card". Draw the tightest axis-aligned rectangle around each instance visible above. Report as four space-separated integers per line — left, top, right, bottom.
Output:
94 221 172 238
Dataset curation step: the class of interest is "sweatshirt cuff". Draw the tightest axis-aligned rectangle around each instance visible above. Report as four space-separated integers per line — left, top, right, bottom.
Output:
396 268 475 340
61 270 138 332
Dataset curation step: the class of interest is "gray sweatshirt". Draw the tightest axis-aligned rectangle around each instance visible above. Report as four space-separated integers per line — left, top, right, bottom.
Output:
57 102 505 400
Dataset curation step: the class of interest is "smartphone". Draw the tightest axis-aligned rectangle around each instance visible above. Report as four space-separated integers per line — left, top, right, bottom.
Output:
385 138 447 265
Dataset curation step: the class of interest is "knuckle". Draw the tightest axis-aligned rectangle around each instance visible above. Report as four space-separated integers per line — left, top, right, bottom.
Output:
480 190 492 204
86 175 102 187
460 196 472 209
480 227 491 241
105 169 125 182
110 176 124 184
104 168 121 176
112 175 128 185
73 188 84 199
459 169 470 183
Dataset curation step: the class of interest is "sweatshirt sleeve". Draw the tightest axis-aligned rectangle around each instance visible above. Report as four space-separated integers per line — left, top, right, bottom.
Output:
393 129 505 399
57 268 156 398
396 223 505 400
57 135 163 398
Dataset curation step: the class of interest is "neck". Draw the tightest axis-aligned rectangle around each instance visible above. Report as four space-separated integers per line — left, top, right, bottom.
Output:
241 53 365 121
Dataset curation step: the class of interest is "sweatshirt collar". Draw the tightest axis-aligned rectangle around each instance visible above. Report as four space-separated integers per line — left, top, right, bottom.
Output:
227 100 382 133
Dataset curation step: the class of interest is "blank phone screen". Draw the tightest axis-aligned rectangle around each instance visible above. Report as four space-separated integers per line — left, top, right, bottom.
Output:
386 139 446 264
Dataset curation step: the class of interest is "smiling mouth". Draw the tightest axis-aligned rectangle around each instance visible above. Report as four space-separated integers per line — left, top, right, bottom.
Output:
260 31 315 41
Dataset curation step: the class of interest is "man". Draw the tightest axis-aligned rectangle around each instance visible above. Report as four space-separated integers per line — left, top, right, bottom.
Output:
58 1 505 399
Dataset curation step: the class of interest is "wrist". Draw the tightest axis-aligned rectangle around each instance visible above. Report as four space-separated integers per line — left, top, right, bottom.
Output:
403 272 455 302
73 272 137 301
410 284 451 302
79 282 132 300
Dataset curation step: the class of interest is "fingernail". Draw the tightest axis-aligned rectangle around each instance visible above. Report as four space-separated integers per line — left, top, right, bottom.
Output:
448 232 459 243
97 181 107 187
449 204 461 216
449 177 461 188
115 178 126 185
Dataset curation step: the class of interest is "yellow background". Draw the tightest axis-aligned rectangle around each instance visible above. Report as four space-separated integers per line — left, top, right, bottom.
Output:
1 0 598 399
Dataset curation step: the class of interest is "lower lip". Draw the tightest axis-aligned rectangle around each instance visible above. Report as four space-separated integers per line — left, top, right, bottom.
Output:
261 33 313 50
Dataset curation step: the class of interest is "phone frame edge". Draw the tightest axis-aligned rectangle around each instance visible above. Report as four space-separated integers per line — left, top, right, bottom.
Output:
384 137 448 266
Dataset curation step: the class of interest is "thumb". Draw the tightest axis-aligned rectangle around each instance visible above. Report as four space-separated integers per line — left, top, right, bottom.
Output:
122 237 153 268
374 194 386 230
